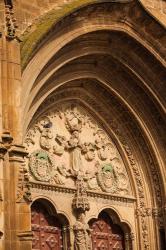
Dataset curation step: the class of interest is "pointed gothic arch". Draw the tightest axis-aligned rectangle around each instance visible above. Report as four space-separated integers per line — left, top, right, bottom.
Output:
19 1 166 250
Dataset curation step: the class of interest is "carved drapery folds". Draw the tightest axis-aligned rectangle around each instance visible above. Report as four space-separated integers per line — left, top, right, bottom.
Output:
25 104 131 197
73 213 92 250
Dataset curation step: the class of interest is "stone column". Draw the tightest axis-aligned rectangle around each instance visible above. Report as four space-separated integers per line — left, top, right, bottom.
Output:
125 233 133 250
0 4 32 249
1 4 22 145
69 226 74 250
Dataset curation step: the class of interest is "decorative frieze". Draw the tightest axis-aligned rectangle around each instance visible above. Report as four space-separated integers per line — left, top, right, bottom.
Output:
136 207 152 250
30 181 135 207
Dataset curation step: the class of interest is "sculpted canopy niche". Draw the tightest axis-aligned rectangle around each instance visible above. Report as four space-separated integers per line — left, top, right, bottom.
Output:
24 103 131 196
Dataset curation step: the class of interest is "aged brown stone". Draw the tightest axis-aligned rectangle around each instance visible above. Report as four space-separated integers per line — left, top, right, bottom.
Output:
0 0 165 250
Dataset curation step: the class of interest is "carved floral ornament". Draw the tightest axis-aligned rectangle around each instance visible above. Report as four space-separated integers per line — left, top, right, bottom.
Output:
24 104 131 196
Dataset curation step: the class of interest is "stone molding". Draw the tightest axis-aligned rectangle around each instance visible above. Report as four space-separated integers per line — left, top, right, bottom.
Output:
20 1 166 69
8 144 28 162
30 181 135 205
17 231 33 241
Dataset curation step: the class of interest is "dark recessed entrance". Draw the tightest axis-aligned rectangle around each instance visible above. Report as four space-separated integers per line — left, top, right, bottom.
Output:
31 200 69 250
89 212 125 250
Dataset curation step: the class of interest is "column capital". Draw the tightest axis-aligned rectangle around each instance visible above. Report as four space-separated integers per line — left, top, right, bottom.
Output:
9 144 28 162
2 131 13 147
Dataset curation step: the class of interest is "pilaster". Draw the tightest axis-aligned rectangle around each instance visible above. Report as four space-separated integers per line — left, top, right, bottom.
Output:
0 3 22 145
0 2 28 249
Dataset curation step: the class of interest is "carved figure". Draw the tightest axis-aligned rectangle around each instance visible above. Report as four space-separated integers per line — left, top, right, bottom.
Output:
68 131 83 173
73 213 92 250
65 107 82 132
53 134 67 155
85 170 99 190
82 143 95 161
39 119 53 150
95 130 109 161
25 105 131 196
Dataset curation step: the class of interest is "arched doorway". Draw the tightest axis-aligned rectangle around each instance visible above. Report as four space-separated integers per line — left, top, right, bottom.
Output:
89 211 125 250
31 199 69 250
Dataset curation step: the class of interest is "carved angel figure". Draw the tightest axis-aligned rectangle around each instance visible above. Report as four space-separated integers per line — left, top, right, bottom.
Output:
73 213 92 250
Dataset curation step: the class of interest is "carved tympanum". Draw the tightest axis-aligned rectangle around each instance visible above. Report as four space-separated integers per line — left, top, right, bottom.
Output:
25 104 131 195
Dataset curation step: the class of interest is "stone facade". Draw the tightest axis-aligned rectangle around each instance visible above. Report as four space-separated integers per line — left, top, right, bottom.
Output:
0 0 166 250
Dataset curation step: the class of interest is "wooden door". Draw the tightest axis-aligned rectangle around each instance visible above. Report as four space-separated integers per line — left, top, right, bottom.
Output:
90 213 125 250
31 203 63 250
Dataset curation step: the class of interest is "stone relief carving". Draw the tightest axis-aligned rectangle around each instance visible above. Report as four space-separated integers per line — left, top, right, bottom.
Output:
31 91 154 250
72 173 90 213
17 162 32 202
25 104 131 196
73 213 92 250
39 118 53 150
29 149 64 185
5 4 18 39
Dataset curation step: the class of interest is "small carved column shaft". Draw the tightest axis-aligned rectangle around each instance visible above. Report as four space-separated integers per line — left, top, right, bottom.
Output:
124 233 133 250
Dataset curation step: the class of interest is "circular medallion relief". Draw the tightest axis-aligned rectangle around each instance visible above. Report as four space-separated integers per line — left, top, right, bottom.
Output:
29 150 55 182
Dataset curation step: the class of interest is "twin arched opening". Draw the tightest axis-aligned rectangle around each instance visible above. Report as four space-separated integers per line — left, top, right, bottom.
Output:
31 199 130 250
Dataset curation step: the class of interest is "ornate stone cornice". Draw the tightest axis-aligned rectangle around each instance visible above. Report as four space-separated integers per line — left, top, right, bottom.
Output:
30 181 135 205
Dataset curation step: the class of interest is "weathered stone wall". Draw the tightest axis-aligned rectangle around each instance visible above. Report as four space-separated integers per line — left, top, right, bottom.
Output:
14 0 75 33
11 0 166 35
